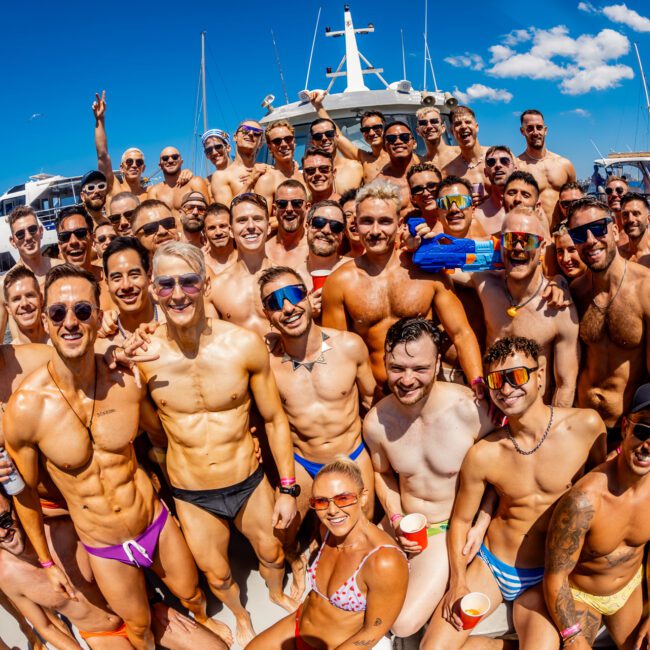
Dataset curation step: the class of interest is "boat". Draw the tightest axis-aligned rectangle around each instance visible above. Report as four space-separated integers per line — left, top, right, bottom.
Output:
590 152 650 196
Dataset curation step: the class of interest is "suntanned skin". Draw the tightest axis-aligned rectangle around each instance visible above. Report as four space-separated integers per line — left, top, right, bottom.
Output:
606 178 628 232
5 276 49 345
443 111 488 191
544 410 650 650
203 209 238 276
555 186 583 229
407 167 442 232
92 224 117 260
517 113 577 225
132 203 180 257
322 195 483 389
471 211 580 407
619 198 650 267
108 194 139 237
208 201 275 338
3 275 227 650
417 107 459 170
364 333 493 637
80 181 109 229
148 147 209 213
265 184 310 268
209 122 268 206
247 471 409 650
302 152 340 203
473 149 516 235
422 348 606 650
569 206 650 429
134 252 298 646
554 231 587 282
341 198 365 258
309 89 390 184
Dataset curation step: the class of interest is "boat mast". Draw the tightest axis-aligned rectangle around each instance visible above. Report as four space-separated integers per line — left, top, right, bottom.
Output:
634 42 650 121
201 31 208 133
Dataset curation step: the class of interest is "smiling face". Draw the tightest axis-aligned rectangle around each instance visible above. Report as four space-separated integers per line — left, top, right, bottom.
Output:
452 112 478 149
520 114 547 151
383 124 415 161
311 472 366 537
310 121 337 155
307 204 345 257
486 351 541 418
159 146 182 176
267 126 295 163
231 202 269 252
10 214 43 259
80 181 107 212
416 108 445 144
6 276 42 331
606 179 628 212
234 121 263 156
106 248 150 316
621 410 650 477
356 197 399 255
501 211 546 281
621 199 649 240
554 232 586 280
58 214 92 268
0 494 25 556
361 114 384 147
93 224 117 259
437 183 474 237
503 180 538 212
109 195 139 236
204 210 232 249
570 206 619 272
385 335 439 406
203 136 230 168
342 199 360 245
408 170 440 213
274 185 308 234
484 150 514 187
133 204 179 253
261 273 311 338
303 155 335 195
120 148 145 181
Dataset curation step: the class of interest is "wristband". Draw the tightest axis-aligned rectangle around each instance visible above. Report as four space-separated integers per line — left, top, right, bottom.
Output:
390 513 404 524
39 559 54 569
280 477 296 487
561 623 581 640
471 376 485 386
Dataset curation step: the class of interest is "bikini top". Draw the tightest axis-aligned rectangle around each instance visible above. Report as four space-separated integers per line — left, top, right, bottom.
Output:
306 531 405 612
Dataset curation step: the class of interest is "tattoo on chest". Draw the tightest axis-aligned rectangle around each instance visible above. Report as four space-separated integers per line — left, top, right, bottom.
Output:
96 409 117 417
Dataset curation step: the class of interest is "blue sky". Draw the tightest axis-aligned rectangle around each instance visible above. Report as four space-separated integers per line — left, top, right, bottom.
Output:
1 0 649 191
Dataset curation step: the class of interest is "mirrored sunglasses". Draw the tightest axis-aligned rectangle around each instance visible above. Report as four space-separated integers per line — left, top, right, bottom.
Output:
262 284 308 312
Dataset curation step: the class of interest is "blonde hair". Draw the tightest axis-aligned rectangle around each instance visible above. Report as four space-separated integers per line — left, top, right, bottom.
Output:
315 456 364 491
152 241 206 278
265 119 295 144
121 148 144 164
355 179 402 214
416 106 441 120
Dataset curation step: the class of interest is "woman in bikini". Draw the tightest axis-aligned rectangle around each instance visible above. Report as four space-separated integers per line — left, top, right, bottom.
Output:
247 457 409 649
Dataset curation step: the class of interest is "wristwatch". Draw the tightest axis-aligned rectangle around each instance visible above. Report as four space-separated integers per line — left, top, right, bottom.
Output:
279 484 301 497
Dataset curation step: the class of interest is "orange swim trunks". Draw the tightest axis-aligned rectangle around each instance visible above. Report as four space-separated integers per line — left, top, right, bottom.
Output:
78 622 128 640
39 497 67 511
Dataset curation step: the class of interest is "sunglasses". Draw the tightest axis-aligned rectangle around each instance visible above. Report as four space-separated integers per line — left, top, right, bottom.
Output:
567 217 612 245
58 227 89 244
559 200 576 211
486 157 512 168
152 273 203 298
310 216 345 234
304 165 332 176
124 158 144 168
83 182 107 193
411 181 439 196
385 133 412 144
183 204 207 214
238 124 263 137
629 420 650 442
270 135 294 146
312 129 336 141
135 216 176 237
309 492 360 511
418 118 441 126
161 154 180 162
262 284 308 311
501 232 544 251
0 502 13 531
275 199 305 210
13 224 39 241
108 209 135 225
204 144 225 155
97 233 116 244
360 124 384 134
436 194 472 210
47 301 96 324
486 365 538 390
605 186 626 196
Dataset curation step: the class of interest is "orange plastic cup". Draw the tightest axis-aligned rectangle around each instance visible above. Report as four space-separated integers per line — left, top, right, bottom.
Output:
311 270 331 291
399 513 428 550
459 592 491 630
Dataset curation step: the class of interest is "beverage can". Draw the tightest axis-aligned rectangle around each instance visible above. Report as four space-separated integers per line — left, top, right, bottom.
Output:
0 449 26 496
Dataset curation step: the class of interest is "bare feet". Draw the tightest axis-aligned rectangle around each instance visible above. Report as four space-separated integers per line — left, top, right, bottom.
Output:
234 611 256 648
289 552 306 601
203 617 235 648
270 591 300 613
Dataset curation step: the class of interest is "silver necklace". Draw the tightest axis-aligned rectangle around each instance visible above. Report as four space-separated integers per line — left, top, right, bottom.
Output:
507 406 554 455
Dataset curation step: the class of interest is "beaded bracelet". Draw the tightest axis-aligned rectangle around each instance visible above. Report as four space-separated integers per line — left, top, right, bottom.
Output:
39 559 54 569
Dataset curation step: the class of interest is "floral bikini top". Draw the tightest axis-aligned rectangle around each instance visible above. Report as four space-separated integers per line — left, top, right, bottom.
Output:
306 531 406 612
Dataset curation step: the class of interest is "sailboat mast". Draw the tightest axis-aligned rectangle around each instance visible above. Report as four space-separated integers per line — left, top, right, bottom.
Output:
201 31 208 133
634 42 650 121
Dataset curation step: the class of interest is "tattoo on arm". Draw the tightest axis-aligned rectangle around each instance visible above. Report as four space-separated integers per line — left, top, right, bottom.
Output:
373 617 382 627
554 582 579 630
352 642 375 647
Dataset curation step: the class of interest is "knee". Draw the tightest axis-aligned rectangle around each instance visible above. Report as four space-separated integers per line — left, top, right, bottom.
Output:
391 618 424 639
124 617 151 640
206 571 234 592
256 537 285 568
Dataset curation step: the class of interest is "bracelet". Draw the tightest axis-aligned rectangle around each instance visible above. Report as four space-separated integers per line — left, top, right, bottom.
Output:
471 376 485 386
390 513 404 524
280 477 296 487
561 623 582 640
39 559 54 569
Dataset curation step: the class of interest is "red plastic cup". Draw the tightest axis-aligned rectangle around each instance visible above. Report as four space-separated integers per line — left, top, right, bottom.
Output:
399 513 428 550
459 592 491 630
311 270 331 291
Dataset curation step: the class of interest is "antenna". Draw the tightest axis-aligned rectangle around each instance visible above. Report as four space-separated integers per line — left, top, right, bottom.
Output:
590 139 606 161
423 0 428 91
401 29 407 79
200 31 208 133
634 42 650 121
271 30 289 105
305 7 322 92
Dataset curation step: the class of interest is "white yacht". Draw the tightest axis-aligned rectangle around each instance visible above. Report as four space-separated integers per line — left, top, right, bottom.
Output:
590 151 650 195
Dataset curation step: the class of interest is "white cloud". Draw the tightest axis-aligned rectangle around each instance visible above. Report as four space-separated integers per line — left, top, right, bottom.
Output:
562 108 591 117
453 84 513 104
560 63 634 93
444 53 485 70
578 2 597 13
489 53 567 79
503 29 531 46
489 45 515 63
603 4 650 32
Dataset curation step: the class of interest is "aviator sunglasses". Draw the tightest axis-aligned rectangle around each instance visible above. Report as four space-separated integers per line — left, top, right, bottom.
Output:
270 135 294 146
436 194 472 210
13 224 39 241
567 217 613 245
152 273 203 298
124 158 144 168
57 227 89 244
47 301 96 324
486 157 512 168
501 232 544 251
161 154 180 162
310 216 345 234
486 366 538 390
309 492 360 511
262 284 308 312
605 186 626 196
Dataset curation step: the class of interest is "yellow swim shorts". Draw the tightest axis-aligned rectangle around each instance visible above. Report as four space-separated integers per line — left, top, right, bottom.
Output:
570 564 643 616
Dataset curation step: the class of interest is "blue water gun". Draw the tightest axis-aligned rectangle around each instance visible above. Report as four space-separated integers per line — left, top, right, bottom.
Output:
408 217 503 274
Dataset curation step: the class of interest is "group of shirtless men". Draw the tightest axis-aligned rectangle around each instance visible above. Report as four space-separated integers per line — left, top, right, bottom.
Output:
0 86 648 650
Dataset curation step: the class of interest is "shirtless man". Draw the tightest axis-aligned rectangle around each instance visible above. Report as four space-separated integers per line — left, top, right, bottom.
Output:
79 171 109 227
619 192 650 267
308 90 389 183
375 121 419 216
255 120 303 209
0 489 228 650
544 384 650 650
605 175 628 223
435 176 487 239
132 241 298 645
202 128 232 177
209 122 267 205
553 222 586 282
131 199 180 257
148 148 209 214
3 264 226 650
107 192 140 236
364 317 493 637
557 181 584 223
92 223 117 260
471 208 579 406
516 109 577 224
473 146 516 235
208 193 275 337
322 179 483 390
0 206 60 339
339 189 365 258
567 196 650 440
177 191 207 247
302 147 339 203
3 267 48 345
503 170 542 213
423 336 606 650
203 203 237 276
406 162 443 230
443 106 489 193
417 106 459 170
265 180 310 268
308 117 363 194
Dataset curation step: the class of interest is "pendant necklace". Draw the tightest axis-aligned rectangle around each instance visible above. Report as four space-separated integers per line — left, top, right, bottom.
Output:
282 332 332 372
591 261 626 313
505 275 545 318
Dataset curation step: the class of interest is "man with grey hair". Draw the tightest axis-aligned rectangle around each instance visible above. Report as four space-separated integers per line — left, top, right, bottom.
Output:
322 179 483 392
416 106 459 170
129 240 299 646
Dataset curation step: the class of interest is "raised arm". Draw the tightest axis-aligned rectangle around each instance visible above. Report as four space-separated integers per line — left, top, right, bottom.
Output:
309 90 361 162
551 304 580 407
92 91 115 190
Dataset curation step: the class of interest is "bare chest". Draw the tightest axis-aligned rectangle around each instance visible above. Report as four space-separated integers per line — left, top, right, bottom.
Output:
578 294 644 348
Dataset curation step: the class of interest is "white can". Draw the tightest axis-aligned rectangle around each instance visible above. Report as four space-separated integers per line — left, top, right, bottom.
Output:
0 449 25 496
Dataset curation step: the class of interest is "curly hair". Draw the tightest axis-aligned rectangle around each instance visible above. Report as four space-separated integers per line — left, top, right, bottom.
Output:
484 336 542 366
385 317 441 354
